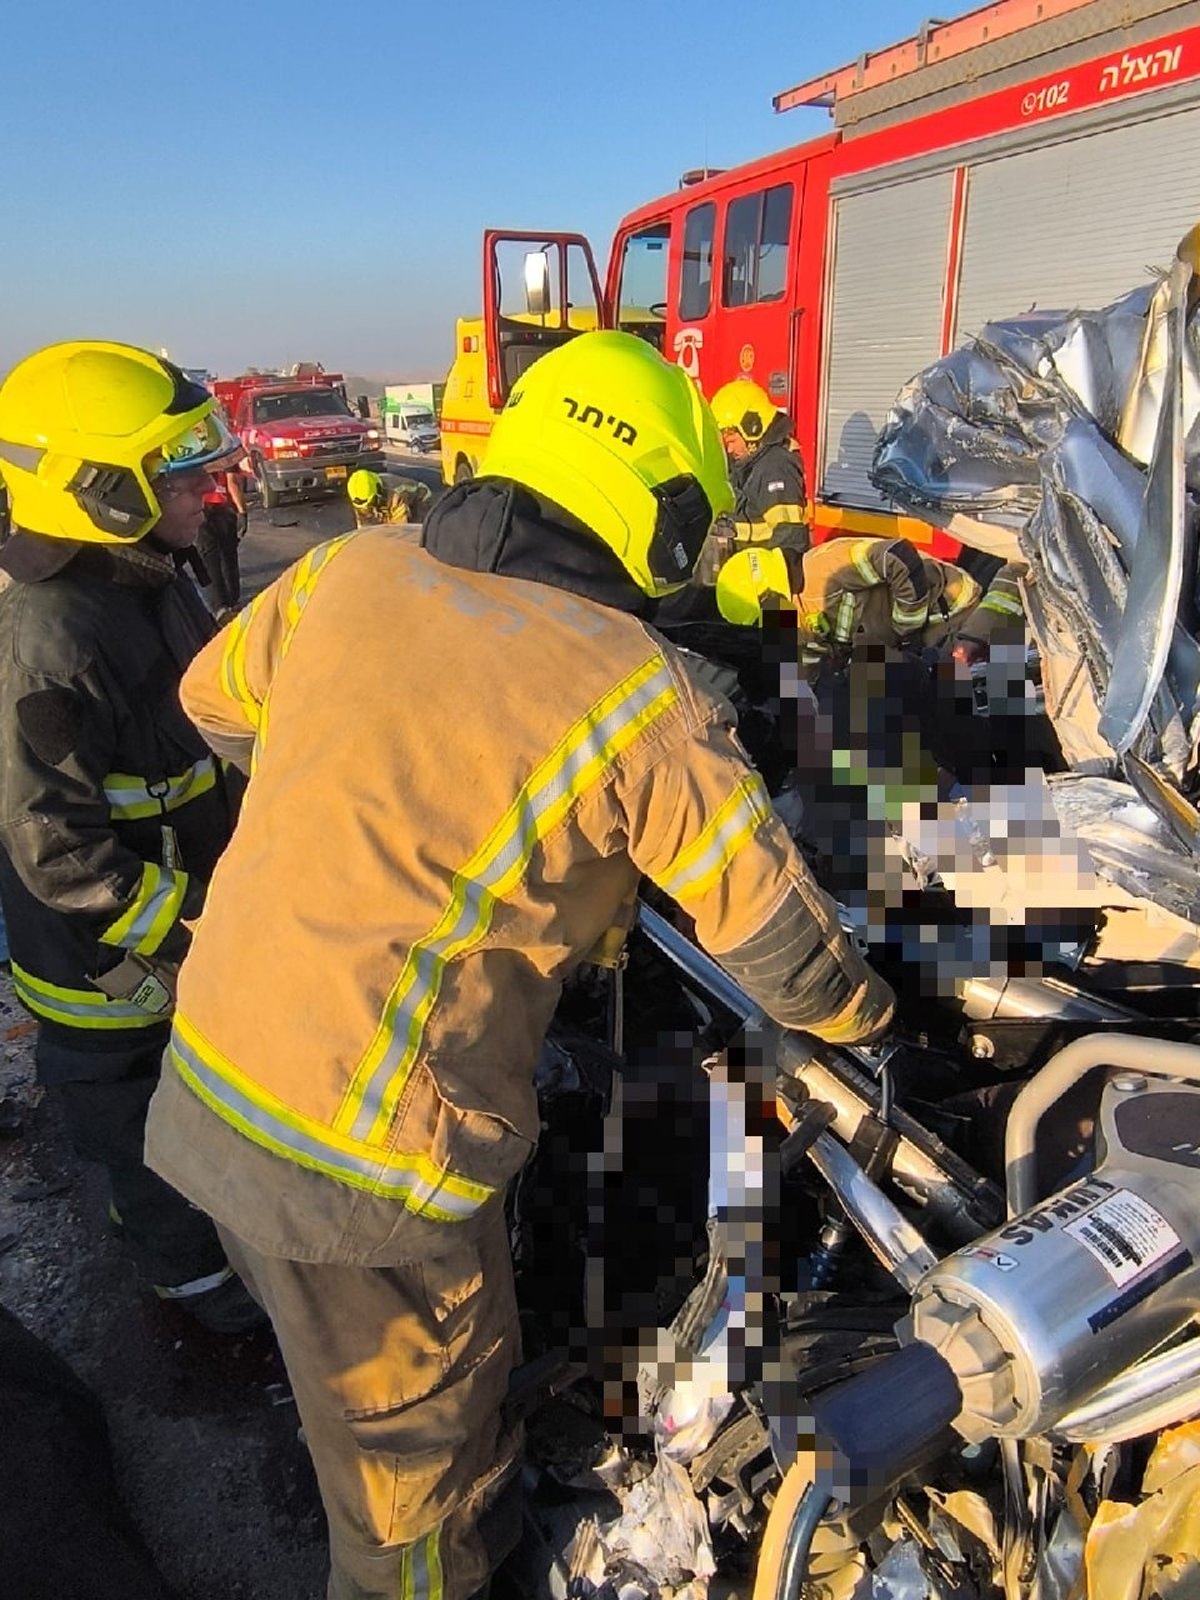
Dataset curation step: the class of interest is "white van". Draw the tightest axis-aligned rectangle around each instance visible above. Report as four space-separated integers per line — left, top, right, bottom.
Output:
385 404 440 455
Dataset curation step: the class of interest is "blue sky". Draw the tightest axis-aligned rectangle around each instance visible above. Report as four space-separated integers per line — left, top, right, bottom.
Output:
2 0 947 379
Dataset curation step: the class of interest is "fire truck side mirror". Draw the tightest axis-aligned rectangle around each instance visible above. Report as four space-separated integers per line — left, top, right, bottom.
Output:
523 250 552 319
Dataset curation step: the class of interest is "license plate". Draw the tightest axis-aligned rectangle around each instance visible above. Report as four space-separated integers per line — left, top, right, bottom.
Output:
325 465 348 481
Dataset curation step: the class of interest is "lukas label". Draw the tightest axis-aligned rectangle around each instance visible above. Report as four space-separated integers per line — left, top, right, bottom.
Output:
1064 1188 1180 1287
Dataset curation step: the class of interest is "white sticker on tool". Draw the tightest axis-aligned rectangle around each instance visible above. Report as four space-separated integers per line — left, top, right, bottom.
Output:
1064 1189 1181 1287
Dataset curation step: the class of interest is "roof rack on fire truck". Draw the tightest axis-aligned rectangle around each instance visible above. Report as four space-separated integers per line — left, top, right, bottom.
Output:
774 0 1190 128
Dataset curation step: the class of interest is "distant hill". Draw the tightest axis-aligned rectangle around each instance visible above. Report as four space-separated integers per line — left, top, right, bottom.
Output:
343 371 445 401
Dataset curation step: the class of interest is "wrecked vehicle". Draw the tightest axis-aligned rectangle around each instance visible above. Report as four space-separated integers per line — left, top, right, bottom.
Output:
500 228 1200 1600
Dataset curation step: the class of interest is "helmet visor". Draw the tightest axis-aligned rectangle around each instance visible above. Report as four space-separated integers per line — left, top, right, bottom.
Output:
152 410 240 478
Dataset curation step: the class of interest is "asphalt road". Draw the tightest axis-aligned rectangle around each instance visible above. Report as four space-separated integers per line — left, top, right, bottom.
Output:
240 451 446 596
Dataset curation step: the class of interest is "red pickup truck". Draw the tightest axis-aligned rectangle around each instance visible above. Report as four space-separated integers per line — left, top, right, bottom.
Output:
213 372 384 508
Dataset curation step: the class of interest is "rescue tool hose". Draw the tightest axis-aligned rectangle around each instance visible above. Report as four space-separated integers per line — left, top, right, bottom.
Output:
753 1475 832 1600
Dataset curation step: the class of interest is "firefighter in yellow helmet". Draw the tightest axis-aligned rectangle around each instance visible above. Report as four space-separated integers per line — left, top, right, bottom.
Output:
704 378 809 579
144 331 894 1600
347 466 433 528
0 342 263 1333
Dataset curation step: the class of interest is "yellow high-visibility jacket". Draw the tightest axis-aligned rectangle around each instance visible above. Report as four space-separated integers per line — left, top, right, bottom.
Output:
147 530 890 1260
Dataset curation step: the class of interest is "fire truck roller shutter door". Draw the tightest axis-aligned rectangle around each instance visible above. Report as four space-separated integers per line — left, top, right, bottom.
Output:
955 100 1200 344
820 172 955 512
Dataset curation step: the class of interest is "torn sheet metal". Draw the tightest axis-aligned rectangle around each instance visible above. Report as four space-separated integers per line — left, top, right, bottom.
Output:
1100 228 1196 755
1048 774 1200 925
870 1538 941 1600
1084 1421 1200 1600
590 1451 717 1593
871 223 1200 787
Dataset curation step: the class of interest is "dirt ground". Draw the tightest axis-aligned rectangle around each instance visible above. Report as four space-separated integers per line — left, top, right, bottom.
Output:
0 970 331 1599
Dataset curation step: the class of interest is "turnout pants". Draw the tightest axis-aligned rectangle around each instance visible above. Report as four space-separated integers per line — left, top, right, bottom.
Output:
38 1034 228 1293
218 1202 523 1600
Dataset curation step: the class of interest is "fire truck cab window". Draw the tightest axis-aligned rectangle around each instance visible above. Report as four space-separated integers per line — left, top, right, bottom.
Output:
679 203 716 322
722 184 793 308
617 222 671 353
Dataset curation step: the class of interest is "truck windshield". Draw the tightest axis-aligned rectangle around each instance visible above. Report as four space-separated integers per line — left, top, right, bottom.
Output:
251 389 352 423
402 411 435 428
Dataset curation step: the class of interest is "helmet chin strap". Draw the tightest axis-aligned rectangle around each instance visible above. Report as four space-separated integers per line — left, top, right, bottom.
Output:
66 462 155 540
646 476 713 592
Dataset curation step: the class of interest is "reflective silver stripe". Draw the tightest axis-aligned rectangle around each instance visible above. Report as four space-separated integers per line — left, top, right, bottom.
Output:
656 779 769 900
404 1528 443 1600
155 1266 234 1299
348 663 676 1142
103 865 187 955
104 758 216 819
168 1030 485 1218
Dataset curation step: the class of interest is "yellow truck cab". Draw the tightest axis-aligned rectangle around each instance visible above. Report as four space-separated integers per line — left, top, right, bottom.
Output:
440 232 666 486
441 309 616 486
439 317 506 486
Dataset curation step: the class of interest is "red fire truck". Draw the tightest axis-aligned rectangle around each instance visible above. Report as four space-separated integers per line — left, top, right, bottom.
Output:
212 367 383 509
453 0 1200 552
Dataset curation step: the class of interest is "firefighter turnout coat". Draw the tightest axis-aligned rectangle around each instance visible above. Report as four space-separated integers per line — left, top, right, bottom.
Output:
0 542 237 1051
147 526 891 1263
798 537 982 655
352 473 434 528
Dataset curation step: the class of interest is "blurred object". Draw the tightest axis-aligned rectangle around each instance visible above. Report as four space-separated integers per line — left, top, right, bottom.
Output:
0 1303 177 1598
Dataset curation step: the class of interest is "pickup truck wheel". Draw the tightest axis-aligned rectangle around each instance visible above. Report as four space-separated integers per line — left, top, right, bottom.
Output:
255 457 281 510
454 457 474 485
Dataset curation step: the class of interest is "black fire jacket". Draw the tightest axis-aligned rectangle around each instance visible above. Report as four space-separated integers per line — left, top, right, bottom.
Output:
727 412 809 556
0 539 239 1055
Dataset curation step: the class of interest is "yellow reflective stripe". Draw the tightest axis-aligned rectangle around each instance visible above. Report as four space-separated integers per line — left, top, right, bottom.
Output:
834 592 857 642
655 774 771 902
168 1016 494 1219
254 534 356 769
220 593 269 727
979 590 1024 616
850 540 882 586
283 534 355 633
337 655 680 1145
762 502 807 529
816 1002 879 1044
99 862 188 956
103 757 217 820
732 519 774 544
941 581 980 619
10 961 164 1029
891 604 929 628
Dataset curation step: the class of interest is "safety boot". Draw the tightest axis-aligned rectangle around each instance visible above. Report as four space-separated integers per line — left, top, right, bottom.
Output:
154 1266 269 1334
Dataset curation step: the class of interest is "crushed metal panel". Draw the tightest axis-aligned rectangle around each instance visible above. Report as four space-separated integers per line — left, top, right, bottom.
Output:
1101 230 1195 752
